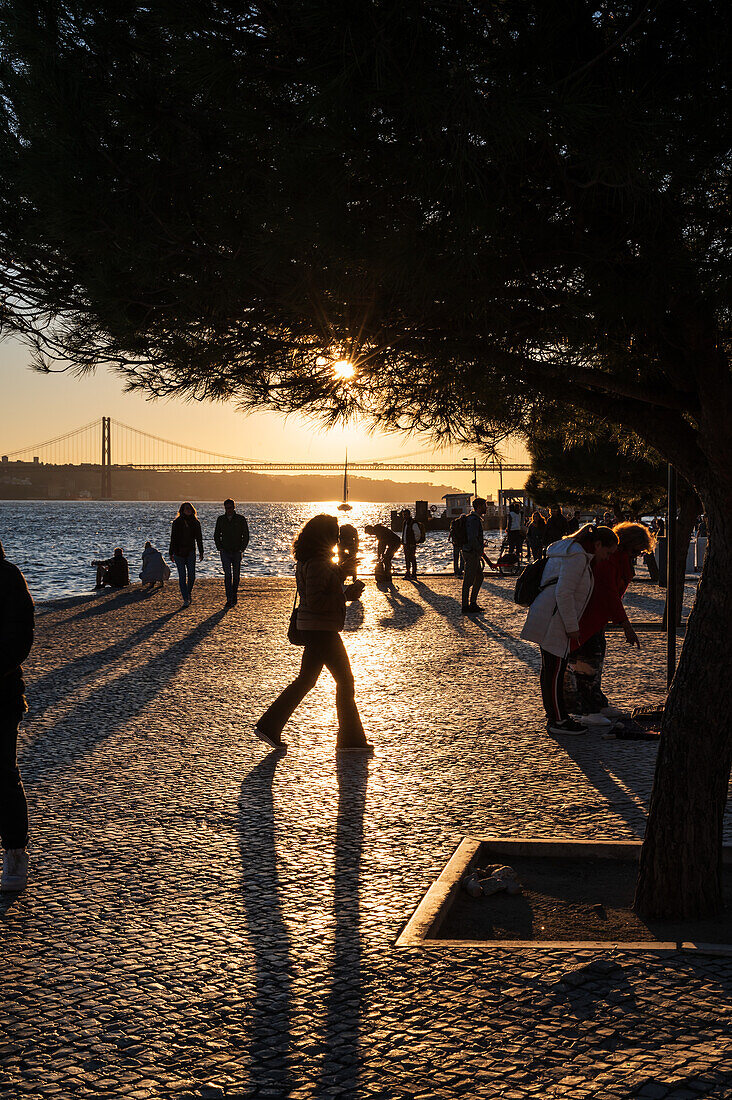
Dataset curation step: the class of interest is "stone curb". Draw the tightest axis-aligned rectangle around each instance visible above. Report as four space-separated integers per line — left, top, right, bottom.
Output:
396 836 732 954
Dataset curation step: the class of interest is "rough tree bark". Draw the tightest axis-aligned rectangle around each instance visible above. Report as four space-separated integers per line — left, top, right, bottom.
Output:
635 483 732 919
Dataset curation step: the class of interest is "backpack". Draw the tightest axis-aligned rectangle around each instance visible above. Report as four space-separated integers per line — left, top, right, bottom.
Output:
451 513 468 547
413 521 426 544
513 555 557 606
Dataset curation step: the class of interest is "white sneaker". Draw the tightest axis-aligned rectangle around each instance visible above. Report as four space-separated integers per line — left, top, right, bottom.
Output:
580 712 613 727
1 849 28 892
600 704 630 719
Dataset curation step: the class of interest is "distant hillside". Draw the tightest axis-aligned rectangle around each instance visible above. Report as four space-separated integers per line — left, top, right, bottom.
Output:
0 462 462 502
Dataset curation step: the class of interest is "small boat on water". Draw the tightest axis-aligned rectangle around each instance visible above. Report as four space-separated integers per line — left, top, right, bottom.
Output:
338 453 352 511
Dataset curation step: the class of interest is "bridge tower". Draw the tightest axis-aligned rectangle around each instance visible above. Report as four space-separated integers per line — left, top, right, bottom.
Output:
101 417 112 499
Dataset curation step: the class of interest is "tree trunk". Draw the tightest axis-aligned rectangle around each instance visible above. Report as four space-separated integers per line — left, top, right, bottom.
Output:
635 487 732 919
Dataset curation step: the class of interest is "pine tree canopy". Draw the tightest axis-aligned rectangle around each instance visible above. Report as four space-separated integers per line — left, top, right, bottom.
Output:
0 2 730 486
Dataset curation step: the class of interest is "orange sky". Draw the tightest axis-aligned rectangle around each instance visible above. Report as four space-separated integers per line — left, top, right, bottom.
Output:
0 336 528 498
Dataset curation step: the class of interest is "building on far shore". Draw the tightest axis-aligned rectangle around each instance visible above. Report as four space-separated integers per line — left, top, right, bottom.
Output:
442 493 473 517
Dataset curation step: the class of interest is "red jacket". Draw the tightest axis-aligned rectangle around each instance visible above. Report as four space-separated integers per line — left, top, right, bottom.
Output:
578 549 634 643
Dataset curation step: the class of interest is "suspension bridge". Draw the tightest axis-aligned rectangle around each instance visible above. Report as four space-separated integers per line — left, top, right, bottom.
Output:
2 417 531 498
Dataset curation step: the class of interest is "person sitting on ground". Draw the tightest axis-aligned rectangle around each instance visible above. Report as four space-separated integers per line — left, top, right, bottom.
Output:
565 521 654 726
139 541 170 590
364 524 402 580
543 504 570 544
526 511 547 562
337 523 359 582
253 514 371 753
93 548 129 590
520 523 619 737
461 497 487 613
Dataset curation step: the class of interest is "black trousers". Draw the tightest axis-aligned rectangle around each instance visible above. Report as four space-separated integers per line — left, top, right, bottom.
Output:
461 550 484 608
0 706 28 850
257 632 367 748
540 649 570 723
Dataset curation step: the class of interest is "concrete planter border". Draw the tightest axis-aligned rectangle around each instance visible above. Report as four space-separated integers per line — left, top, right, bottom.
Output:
395 837 732 954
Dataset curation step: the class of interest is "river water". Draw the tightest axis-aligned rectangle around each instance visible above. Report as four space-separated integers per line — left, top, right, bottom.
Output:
0 499 506 601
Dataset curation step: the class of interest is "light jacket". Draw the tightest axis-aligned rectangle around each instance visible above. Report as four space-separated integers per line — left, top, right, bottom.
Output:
295 555 346 632
139 545 171 583
520 538 594 657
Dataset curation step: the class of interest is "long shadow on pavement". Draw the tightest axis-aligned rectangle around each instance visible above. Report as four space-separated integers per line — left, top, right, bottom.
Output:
58 585 161 623
409 579 468 636
237 750 294 1095
469 613 541 671
317 755 369 1099
22 609 227 777
27 609 180 722
376 584 424 630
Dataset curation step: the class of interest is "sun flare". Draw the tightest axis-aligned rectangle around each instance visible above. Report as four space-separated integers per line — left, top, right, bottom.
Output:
332 359 356 380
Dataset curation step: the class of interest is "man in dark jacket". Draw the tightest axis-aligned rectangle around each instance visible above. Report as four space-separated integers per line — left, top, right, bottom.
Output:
461 497 487 613
0 541 33 892
213 498 250 606
93 547 130 589
544 505 570 544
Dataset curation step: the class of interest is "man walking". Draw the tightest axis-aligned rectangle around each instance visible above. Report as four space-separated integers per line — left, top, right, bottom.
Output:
214 498 250 607
0 541 33 892
461 497 487 613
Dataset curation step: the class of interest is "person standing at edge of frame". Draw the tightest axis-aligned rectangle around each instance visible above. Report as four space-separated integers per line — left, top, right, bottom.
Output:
169 502 204 607
214 498 250 608
0 540 34 893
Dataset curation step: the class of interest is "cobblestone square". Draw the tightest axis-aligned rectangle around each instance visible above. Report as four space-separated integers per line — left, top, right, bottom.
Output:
3 575 731 1099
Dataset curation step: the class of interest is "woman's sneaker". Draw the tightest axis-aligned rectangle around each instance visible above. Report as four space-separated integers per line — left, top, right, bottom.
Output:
579 712 613 727
547 718 588 736
600 704 630 719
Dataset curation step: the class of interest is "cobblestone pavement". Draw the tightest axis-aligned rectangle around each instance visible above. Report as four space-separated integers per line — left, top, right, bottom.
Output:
3 574 731 1100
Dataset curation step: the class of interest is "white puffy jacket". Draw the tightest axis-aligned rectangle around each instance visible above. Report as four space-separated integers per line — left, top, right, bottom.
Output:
520 539 594 658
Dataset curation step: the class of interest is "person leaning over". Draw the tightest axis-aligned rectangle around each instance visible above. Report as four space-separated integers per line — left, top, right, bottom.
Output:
0 540 34 892
364 524 401 580
139 541 170 590
254 515 371 754
462 497 487 613
92 547 129 590
565 522 653 724
214 498 249 608
520 523 619 737
169 502 204 607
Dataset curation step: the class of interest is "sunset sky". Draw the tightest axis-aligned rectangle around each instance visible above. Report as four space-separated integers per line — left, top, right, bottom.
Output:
1 335 527 498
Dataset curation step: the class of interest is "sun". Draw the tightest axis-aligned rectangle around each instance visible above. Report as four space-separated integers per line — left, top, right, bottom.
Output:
332 359 356 381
